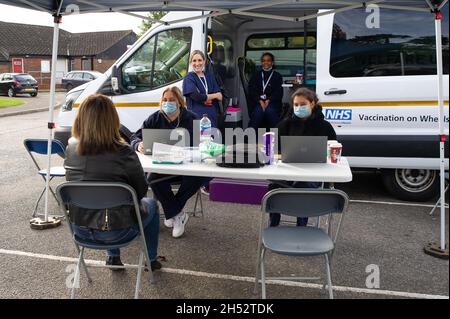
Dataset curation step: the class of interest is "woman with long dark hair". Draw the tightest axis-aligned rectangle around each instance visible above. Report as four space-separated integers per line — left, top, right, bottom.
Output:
270 88 337 227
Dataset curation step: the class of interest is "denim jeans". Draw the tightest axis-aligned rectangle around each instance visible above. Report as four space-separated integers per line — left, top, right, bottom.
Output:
72 197 159 261
269 181 322 227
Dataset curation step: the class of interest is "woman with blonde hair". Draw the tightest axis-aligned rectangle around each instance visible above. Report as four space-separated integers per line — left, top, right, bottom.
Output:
182 49 223 128
65 94 161 271
131 86 203 238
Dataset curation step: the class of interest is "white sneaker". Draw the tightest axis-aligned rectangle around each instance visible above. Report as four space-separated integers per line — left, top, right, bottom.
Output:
164 218 174 228
172 212 189 238
200 186 210 196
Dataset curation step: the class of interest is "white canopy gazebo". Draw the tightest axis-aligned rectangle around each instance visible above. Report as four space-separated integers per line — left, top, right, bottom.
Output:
1 0 447 258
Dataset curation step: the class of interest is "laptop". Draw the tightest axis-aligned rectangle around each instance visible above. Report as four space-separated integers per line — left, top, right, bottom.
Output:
142 128 188 155
281 136 327 163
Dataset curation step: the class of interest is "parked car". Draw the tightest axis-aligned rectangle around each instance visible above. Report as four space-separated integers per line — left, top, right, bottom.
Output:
61 71 102 91
0 73 38 97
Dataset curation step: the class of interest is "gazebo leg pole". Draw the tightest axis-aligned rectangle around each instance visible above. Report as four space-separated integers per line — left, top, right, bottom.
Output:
30 13 63 230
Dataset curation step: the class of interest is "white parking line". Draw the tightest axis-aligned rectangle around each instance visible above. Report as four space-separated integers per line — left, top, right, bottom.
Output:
350 199 441 208
1 248 448 299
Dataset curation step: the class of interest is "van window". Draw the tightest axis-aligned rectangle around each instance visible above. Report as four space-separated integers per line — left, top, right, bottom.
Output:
245 33 316 80
121 27 192 92
330 6 449 77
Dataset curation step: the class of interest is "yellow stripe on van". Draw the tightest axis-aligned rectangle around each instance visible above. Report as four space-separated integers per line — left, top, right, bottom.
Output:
73 102 160 108
73 100 449 108
321 101 449 107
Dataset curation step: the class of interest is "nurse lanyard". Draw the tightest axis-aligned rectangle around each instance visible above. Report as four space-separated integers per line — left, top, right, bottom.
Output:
261 71 274 99
197 74 213 106
197 74 208 94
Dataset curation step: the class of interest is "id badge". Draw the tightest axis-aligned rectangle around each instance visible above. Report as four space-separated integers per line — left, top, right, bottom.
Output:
260 94 266 100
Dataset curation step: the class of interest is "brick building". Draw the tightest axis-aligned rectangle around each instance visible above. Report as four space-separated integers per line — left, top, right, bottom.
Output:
0 21 136 89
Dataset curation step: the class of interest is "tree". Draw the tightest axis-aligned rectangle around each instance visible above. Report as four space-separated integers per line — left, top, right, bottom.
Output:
138 11 167 37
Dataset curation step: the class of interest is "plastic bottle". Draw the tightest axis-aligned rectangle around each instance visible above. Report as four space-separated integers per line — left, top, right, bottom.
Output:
296 73 303 85
200 114 212 144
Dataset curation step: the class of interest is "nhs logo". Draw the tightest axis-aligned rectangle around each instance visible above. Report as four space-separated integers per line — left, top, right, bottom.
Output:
324 108 352 121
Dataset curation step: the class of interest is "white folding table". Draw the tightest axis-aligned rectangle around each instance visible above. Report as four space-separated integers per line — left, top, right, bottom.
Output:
138 152 353 183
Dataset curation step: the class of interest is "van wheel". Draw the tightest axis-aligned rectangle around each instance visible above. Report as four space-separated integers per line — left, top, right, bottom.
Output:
381 169 439 202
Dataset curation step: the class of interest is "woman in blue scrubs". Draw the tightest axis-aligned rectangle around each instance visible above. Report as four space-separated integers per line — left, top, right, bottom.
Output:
182 50 223 128
248 52 283 131
130 87 203 238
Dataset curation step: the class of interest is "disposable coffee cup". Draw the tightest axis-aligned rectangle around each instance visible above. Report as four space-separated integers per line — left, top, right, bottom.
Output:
329 142 342 164
327 140 338 160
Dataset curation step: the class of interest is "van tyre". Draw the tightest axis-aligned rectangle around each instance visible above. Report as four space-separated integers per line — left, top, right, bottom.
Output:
382 169 439 202
30 92 38 97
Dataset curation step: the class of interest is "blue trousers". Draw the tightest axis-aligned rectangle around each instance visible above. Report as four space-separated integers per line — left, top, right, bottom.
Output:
191 104 218 128
269 181 321 227
73 197 160 261
148 173 204 219
249 103 280 130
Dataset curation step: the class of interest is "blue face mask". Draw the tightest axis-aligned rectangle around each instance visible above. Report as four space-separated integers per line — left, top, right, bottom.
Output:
162 101 178 116
293 104 311 119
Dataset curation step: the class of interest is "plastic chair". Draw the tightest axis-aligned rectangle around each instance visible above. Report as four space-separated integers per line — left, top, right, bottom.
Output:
254 188 349 299
56 181 154 299
430 172 449 216
23 138 66 217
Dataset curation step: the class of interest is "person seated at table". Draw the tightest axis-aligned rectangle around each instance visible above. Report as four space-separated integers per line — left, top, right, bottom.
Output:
248 52 283 131
64 94 161 271
269 87 337 227
130 86 204 238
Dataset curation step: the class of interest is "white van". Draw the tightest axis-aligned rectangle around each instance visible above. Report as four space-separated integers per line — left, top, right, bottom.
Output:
56 7 449 201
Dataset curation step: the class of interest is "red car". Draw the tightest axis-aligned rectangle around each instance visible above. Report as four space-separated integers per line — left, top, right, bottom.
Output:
0 73 38 97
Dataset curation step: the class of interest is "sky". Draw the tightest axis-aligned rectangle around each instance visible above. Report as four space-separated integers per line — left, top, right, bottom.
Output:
0 4 147 34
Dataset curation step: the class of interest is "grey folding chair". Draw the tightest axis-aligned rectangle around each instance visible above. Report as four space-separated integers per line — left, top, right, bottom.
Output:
254 188 349 299
24 138 66 218
56 181 155 299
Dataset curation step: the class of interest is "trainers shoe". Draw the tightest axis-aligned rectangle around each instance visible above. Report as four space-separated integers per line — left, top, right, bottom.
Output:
105 256 124 271
164 218 174 228
200 186 210 196
172 212 189 238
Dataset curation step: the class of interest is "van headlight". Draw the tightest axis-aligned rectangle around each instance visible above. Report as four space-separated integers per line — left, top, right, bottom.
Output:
62 90 83 112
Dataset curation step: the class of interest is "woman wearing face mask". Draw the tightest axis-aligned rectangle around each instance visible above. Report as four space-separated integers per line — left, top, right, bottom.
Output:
248 52 283 131
269 87 337 227
131 87 203 238
182 50 223 128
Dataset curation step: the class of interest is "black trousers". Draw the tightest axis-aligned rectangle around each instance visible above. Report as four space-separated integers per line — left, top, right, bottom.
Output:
148 173 204 219
268 181 321 227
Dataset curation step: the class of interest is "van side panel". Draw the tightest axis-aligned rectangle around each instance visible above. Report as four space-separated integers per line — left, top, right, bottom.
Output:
317 8 449 169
